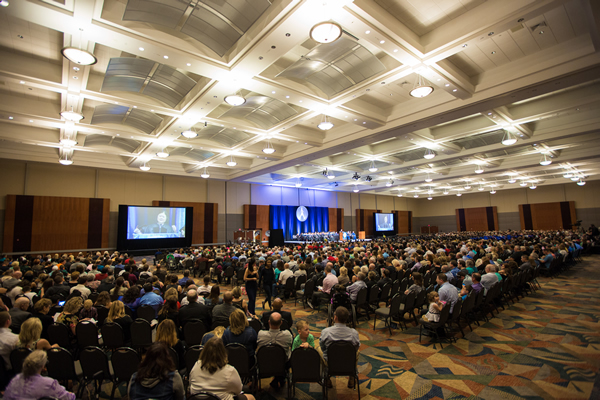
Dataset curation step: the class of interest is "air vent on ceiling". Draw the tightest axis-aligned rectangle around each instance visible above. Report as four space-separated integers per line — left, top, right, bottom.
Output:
529 21 547 33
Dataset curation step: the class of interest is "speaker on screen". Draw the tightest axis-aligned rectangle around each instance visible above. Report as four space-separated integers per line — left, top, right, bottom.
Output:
269 229 284 247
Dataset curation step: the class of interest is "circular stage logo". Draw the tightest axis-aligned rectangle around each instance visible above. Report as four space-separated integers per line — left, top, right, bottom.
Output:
296 206 308 222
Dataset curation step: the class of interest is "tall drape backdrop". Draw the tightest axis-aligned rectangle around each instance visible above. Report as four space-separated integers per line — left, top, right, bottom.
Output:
270 205 329 240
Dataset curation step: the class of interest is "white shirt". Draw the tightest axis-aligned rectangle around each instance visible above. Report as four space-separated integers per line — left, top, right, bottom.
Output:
279 269 294 284
189 362 243 400
0 327 19 370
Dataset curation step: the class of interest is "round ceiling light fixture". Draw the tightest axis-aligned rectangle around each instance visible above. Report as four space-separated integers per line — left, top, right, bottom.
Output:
262 139 275 154
386 179 393 187
60 106 84 122
409 73 434 98
181 129 198 139
368 160 378 172
456 193 462 197
226 155 237 167
318 115 334 131
539 153 552 166
353 185 359 193
224 94 246 106
295 178 302 188
474 166 484 174
563 172 573 178
200 167 210 178
424 173 432 183
140 163 150 171
423 148 436 159
508 178 517 184
61 47 97 65
0 1 10 7
577 179 586 186
520 180 528 187
490 189 496 194
59 152 73 165
310 21 342 44
501 130 517 145
529 184 537 189
156 150 169 158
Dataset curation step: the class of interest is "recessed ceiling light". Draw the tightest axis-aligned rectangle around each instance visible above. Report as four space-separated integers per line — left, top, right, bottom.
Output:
452 89 457 92
445 83 450 87
380 40 385 44
0 1 9 7
73 67 80 71
393 49 398 52
19 81 24 84
139 47 144 51
365 30 370 34
163 55 169 59
224 94 246 106
186 63 191 66
285 95 290 98
491 51 496 54
8 116 13 119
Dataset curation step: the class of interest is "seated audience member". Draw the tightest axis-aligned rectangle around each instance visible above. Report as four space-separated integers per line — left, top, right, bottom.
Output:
201 325 226 346
32 298 53 339
346 272 367 303
78 299 98 320
57 297 83 336
128 342 185 400
17 317 56 350
109 276 129 297
257 312 293 389
231 286 247 315
139 283 163 317
309 265 338 309
480 264 499 294
0 311 18 371
261 297 293 329
9 297 31 334
471 273 483 293
189 337 256 400
43 273 70 300
198 276 212 297
105 300 134 343
405 272 424 295
435 273 458 313
4 350 76 400
319 306 360 388
222 309 258 363
205 285 222 306
337 266 349 286
94 291 112 309
123 286 142 311
156 319 186 370
179 289 212 330
291 320 317 351
212 292 237 327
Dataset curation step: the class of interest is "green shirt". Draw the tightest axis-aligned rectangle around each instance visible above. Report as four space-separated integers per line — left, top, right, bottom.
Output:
292 333 315 351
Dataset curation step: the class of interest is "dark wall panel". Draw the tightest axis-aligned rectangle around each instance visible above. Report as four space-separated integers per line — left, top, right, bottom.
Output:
3 195 110 253
519 201 576 230
153 201 218 244
455 207 498 231
355 209 381 238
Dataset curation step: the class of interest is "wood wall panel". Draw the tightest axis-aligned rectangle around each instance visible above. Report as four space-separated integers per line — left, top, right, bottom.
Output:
455 207 498 231
355 209 381 238
3 195 110 253
328 208 344 232
153 201 218 244
243 205 270 239
393 210 412 235
519 201 576 230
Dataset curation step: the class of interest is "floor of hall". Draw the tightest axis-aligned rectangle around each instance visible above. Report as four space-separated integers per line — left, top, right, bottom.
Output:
115 255 600 399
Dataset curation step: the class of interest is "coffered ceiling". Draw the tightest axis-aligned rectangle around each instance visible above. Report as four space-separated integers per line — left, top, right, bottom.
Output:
0 0 599 198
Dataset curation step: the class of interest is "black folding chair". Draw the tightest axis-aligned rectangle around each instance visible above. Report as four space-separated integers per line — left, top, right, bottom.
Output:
226 343 257 392
9 347 31 373
96 305 109 326
188 392 221 400
374 293 402 334
184 345 203 379
130 319 153 352
326 341 360 398
290 347 326 399
249 317 263 333
419 302 452 349
48 322 72 350
79 346 113 399
137 305 156 323
46 347 82 394
256 345 289 392
296 279 315 308
110 347 140 399
184 319 207 346
76 320 99 350
101 322 125 350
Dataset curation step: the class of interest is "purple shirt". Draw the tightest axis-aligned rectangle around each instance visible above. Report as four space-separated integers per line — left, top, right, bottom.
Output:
4 374 76 400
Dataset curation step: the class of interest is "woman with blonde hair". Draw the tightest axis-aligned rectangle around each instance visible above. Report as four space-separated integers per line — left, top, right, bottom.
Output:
189 337 255 400
17 318 57 350
338 266 349 286
156 319 186 369
57 297 83 335
4 350 76 400
106 300 133 342
222 309 257 365
231 286 247 315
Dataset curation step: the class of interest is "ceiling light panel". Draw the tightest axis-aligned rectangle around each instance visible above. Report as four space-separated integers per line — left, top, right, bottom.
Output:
276 38 386 98
219 95 299 130
101 59 197 107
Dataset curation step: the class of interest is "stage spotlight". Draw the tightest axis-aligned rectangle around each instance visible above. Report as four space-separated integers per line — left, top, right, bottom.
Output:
352 172 361 180
334 182 339 187
365 175 372 182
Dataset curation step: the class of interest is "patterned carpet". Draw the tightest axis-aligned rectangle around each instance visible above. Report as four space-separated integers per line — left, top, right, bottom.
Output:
267 256 600 400
99 255 600 399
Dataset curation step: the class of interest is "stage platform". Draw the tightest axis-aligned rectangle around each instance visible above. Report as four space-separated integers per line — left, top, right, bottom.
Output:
285 239 371 245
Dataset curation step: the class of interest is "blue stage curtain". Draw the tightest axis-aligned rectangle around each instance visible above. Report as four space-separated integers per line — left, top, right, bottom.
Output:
270 205 329 240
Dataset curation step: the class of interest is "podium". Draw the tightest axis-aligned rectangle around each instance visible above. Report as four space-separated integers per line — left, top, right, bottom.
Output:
358 231 365 240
